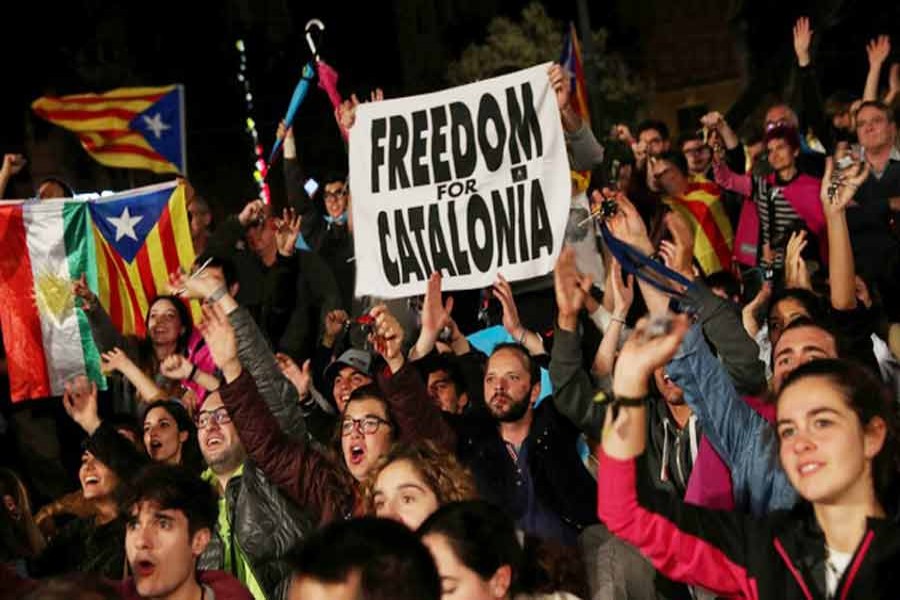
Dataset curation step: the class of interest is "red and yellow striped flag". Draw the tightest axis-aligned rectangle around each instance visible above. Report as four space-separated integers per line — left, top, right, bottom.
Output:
89 181 199 336
664 178 734 275
32 85 186 174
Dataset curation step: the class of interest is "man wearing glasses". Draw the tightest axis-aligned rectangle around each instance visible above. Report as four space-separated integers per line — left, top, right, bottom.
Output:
196 390 314 600
281 119 357 313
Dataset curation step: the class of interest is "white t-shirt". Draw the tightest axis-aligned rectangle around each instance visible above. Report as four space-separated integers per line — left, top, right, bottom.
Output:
825 546 853 597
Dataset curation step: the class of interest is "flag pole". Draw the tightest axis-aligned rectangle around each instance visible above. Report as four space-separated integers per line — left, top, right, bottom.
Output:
178 84 188 177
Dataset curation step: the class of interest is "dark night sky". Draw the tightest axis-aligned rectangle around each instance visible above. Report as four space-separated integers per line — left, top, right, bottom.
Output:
0 0 896 213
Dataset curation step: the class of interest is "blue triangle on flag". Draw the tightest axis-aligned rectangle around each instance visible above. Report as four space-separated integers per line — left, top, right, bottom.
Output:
89 188 172 262
129 87 185 172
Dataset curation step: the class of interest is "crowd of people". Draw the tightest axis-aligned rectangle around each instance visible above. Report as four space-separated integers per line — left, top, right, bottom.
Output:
1 15 899 600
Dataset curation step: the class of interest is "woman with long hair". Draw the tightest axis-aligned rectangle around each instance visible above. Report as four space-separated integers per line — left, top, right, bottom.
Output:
598 315 900 599
140 399 203 473
72 279 218 411
32 377 145 578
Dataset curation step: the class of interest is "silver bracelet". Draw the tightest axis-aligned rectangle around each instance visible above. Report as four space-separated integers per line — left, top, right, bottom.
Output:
610 316 627 326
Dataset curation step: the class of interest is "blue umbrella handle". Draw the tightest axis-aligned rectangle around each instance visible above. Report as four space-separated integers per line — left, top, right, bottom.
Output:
268 62 316 164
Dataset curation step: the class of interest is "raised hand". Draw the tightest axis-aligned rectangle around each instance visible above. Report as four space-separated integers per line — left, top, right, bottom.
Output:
742 281 772 337
554 246 592 332
238 199 266 227
784 230 812 290
609 258 634 318
866 35 891 68
1 153 26 178
659 211 695 282
167 265 226 301
602 314 690 460
322 309 349 348
63 375 101 434
699 111 724 131
274 207 303 257
160 354 194 380
613 124 634 145
336 93 361 133
793 17 813 67
604 190 653 254
420 273 454 339
276 353 312 398
369 304 405 373
548 63 571 111
820 157 870 214
101 347 134 375
71 273 97 310
276 120 293 142
492 274 524 338
198 302 241 381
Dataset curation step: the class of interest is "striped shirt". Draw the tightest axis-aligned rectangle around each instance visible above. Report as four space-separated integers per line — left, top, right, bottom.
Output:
753 176 802 267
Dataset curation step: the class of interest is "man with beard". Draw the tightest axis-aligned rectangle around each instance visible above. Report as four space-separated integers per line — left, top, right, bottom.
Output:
451 343 597 545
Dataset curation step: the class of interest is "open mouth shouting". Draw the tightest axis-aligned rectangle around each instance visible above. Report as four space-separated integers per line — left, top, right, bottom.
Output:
133 556 157 579
348 442 367 466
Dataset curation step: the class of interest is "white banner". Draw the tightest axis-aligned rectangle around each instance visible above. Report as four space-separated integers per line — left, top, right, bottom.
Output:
349 63 570 298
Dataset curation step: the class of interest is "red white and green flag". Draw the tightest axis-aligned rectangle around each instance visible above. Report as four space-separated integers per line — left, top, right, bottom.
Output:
0 200 104 401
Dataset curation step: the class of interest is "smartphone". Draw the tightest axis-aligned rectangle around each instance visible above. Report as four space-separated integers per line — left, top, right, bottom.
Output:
304 178 319 197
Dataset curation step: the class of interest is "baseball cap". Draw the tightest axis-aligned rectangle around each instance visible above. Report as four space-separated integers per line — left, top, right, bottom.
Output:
324 348 374 382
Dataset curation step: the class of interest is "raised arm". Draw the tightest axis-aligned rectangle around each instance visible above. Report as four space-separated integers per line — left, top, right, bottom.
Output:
100 347 165 403
822 157 871 310
791 18 832 152
550 247 607 434
593 259 632 378
169 268 308 440
370 304 457 452
493 273 546 356
62 376 148 475
603 190 670 317
863 36 891 102
0 154 26 199
599 316 757 597
201 302 352 524
664 324 795 515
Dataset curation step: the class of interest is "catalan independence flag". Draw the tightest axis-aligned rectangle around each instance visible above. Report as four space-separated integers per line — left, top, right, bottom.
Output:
560 23 591 127
664 179 734 276
89 181 199 337
0 181 197 401
32 85 186 174
560 23 592 192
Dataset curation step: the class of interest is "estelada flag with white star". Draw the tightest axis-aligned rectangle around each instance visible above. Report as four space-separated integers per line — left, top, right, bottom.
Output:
32 85 186 174
0 181 196 401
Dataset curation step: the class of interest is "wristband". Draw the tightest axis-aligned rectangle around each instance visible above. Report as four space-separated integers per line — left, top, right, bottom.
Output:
188 364 198 382
610 315 627 326
206 286 227 303
518 328 528 345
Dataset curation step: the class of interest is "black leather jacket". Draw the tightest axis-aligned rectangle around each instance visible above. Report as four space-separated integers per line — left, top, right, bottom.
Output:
199 461 314 600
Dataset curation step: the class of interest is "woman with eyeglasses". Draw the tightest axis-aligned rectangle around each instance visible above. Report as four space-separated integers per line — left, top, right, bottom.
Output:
195 292 456 525
597 316 900 599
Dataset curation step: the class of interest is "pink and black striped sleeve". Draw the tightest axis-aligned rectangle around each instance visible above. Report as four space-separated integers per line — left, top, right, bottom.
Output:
597 450 761 599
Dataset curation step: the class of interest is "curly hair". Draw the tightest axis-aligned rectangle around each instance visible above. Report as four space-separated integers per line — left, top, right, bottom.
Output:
362 441 478 513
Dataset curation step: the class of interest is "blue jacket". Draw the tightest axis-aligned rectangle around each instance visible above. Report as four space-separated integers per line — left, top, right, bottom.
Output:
667 324 797 516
